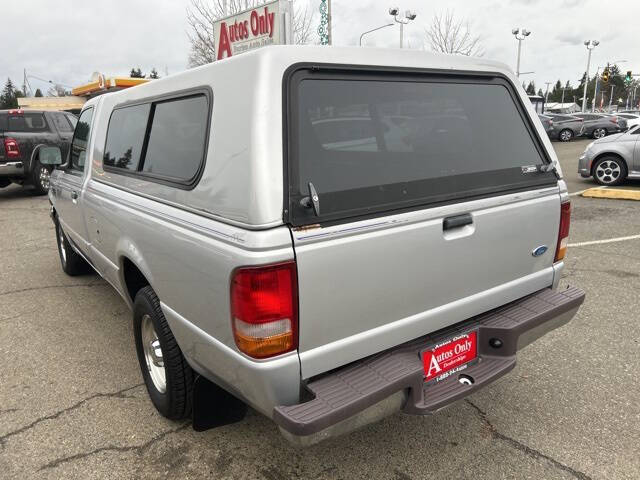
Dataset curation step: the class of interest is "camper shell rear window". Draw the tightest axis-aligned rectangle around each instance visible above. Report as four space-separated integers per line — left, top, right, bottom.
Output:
285 66 557 226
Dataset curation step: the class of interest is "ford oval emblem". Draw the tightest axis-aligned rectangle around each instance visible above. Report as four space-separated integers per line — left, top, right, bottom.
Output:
532 245 548 257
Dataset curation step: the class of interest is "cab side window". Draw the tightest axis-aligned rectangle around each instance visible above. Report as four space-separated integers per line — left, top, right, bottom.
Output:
52 112 74 133
70 108 94 172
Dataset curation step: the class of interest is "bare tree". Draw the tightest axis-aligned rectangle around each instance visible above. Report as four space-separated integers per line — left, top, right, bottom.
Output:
186 0 314 67
425 10 484 57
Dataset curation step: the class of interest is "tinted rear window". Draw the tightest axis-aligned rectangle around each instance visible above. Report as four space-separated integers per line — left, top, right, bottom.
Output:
288 71 555 225
6 113 48 132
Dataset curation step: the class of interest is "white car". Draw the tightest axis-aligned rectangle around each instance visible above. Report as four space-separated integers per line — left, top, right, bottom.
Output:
616 113 640 129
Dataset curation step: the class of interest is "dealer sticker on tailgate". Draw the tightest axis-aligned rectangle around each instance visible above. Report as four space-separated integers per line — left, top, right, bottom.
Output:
422 331 477 383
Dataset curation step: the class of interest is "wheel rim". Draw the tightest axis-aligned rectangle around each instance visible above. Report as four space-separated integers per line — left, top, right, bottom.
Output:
595 160 621 184
58 227 67 264
39 167 51 190
141 314 166 393
561 130 571 141
594 128 605 139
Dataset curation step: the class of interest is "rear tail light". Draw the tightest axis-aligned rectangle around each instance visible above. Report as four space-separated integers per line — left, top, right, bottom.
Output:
554 201 571 262
610 116 618 124
3 138 20 158
230 261 298 359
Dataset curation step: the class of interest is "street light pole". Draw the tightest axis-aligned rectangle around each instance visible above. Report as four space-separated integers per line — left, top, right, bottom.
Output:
581 40 599 112
359 23 395 46
511 28 531 77
389 7 417 49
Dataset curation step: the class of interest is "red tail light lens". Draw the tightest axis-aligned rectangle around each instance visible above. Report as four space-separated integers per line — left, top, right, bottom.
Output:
230 261 298 359
555 201 571 262
4 138 20 158
610 116 618 124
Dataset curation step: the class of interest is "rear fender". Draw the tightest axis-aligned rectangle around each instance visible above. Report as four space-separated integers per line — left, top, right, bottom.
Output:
116 237 155 307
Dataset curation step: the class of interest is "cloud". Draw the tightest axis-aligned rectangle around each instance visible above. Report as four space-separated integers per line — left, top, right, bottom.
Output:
556 33 585 45
1 0 639 100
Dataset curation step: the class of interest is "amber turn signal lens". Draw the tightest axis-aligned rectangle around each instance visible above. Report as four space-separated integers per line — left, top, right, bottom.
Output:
230 262 298 359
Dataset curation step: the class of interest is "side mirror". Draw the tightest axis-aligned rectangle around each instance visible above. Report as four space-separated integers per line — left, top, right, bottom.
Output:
39 146 63 166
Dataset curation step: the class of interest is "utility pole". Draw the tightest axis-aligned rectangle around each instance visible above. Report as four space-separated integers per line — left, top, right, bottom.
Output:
544 82 552 102
581 40 599 112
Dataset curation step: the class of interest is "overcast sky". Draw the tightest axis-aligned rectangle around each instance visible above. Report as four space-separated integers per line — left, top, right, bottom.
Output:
2 0 639 97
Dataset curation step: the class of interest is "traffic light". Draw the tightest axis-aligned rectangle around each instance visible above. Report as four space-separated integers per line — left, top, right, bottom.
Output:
602 66 610 83
625 71 633 85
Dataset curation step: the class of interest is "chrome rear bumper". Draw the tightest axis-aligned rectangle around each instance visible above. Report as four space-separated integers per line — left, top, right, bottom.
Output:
0 162 24 176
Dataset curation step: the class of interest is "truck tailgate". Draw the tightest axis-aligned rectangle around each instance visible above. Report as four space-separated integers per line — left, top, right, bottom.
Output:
293 188 560 379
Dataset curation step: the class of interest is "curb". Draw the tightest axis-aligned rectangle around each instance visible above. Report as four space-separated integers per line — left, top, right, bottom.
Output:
581 188 640 201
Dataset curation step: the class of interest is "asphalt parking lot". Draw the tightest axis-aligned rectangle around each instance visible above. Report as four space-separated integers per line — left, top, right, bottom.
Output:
1 139 639 480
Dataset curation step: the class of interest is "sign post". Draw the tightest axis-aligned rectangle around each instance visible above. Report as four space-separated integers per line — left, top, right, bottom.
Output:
213 0 293 61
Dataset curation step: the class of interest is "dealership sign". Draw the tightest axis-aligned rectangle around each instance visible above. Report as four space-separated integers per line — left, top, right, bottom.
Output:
213 0 292 60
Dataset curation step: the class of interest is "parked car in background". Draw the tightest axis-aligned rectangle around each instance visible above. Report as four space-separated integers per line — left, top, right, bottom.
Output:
538 114 556 139
573 113 626 139
579 125 640 185
48 46 584 445
0 109 76 194
615 113 640 129
547 113 584 142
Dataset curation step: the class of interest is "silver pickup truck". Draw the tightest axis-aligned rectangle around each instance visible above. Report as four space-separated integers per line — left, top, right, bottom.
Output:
49 46 584 445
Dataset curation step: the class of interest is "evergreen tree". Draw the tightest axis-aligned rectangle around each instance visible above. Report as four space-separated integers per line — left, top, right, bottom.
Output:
0 78 18 109
525 80 536 95
130 68 145 78
35 88 43 97
149 68 159 79
537 88 544 97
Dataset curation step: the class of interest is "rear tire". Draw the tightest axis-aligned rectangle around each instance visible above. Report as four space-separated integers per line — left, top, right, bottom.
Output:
558 129 573 142
593 156 627 186
55 220 92 276
592 128 607 139
133 286 193 420
31 159 52 195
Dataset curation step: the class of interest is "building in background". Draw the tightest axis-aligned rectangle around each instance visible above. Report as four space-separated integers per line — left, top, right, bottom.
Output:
17 72 149 114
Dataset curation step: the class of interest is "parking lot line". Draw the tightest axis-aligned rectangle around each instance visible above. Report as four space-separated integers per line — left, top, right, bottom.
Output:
569 233 640 248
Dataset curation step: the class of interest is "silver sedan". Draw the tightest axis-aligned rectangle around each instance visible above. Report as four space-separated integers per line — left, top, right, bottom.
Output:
578 125 640 185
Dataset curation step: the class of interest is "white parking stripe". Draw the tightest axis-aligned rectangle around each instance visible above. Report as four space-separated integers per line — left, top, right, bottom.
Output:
569 234 640 247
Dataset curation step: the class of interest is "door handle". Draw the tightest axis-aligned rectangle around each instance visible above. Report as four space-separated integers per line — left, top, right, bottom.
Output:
443 213 473 231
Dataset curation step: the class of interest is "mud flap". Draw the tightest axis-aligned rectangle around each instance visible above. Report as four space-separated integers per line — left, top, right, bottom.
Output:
192 375 248 432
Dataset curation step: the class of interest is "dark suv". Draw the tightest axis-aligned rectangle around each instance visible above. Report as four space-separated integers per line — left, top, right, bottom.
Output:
0 109 76 194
